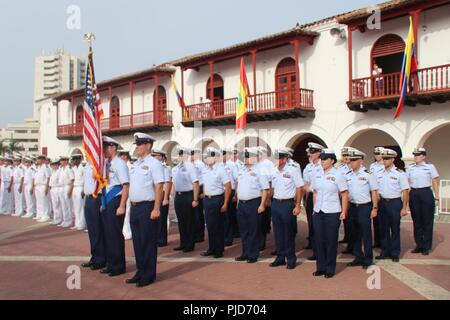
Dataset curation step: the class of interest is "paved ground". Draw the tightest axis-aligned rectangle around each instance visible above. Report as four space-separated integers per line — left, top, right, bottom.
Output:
0 210 449 300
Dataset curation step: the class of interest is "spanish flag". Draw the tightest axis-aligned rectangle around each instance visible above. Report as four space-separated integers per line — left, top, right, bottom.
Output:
394 16 418 119
236 57 250 133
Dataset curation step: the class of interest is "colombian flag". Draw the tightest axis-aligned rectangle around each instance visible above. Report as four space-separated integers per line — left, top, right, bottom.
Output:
394 16 418 119
236 57 250 133
171 75 187 119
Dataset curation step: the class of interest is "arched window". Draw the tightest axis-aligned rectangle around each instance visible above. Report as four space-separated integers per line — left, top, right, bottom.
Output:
371 34 405 96
154 86 167 124
275 57 297 109
206 74 224 116
75 105 83 133
110 96 120 129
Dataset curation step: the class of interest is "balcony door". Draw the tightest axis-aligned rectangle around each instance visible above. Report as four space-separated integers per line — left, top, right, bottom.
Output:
75 105 83 134
371 34 405 97
275 58 297 110
153 86 167 124
110 96 120 129
206 74 224 116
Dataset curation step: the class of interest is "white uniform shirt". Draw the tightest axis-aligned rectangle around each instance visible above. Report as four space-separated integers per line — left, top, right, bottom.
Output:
304 161 323 189
49 169 61 188
83 163 97 196
1 165 13 184
106 156 130 194
24 166 36 186
346 167 378 204
202 163 230 196
406 162 439 189
172 161 198 192
13 165 25 184
129 154 165 202
34 165 50 186
272 163 305 200
224 160 239 190
312 167 348 214
73 164 85 187
193 160 207 186
255 158 275 183
236 164 269 201
379 165 410 199
59 166 75 186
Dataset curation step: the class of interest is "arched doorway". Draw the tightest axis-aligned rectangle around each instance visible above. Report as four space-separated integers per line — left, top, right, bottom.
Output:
110 96 120 129
206 74 224 116
423 123 450 181
288 133 327 171
371 34 405 96
75 105 83 134
153 86 167 124
348 129 404 170
275 57 297 110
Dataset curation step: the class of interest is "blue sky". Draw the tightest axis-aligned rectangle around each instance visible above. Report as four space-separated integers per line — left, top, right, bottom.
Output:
0 0 380 128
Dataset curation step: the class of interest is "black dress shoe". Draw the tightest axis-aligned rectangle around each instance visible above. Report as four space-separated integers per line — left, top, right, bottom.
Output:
157 243 168 248
422 250 430 256
183 248 195 253
235 256 247 262
224 242 233 247
373 244 381 249
339 239 348 244
109 270 126 277
247 258 257 263
100 268 111 274
136 279 154 288
260 246 266 251
307 255 316 261
313 271 325 277
375 255 390 260
362 263 373 270
173 246 185 251
90 263 106 271
213 254 223 259
341 249 353 254
81 261 94 268
347 260 363 267
303 245 312 250
411 247 422 254
324 273 335 279
200 251 213 257
269 260 286 267
270 251 277 256
126 276 140 284
195 238 205 243
286 264 296 270
392 257 400 262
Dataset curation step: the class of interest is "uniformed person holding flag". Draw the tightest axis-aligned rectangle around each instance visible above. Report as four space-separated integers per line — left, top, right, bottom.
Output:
126 133 164 287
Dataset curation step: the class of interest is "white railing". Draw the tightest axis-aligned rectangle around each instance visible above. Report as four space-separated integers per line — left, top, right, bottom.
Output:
439 180 450 215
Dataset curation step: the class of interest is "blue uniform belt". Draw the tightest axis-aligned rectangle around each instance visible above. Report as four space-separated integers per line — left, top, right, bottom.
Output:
101 185 123 210
411 187 431 191
176 190 193 195
380 197 400 202
205 194 224 199
131 200 155 206
273 198 294 203
238 197 261 204
350 202 371 207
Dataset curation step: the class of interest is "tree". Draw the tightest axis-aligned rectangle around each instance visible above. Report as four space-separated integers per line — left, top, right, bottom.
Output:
6 139 24 154
0 139 7 156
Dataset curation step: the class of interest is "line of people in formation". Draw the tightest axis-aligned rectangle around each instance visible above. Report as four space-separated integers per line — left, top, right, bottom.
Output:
0 133 439 286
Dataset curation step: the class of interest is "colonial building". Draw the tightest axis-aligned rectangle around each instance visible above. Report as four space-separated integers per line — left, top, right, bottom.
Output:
40 0 450 190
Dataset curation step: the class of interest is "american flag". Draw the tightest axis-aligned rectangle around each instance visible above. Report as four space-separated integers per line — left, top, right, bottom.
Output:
82 48 107 196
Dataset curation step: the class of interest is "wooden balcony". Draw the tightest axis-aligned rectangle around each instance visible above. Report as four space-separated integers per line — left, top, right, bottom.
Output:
348 64 450 112
57 110 173 140
181 88 315 127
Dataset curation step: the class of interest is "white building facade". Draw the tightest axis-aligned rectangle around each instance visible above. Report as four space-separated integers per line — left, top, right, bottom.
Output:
42 0 449 183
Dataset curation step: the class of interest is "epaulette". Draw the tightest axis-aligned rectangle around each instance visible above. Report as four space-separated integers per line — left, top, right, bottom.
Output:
345 170 352 175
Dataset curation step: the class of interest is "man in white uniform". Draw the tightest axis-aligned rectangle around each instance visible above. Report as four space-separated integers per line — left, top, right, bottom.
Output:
0 156 14 215
71 152 86 231
58 156 74 228
34 155 51 222
49 159 62 225
12 157 26 217
22 157 36 218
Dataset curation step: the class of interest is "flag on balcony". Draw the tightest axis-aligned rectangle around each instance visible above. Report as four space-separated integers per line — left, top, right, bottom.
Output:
394 16 418 119
83 47 107 197
236 57 250 133
171 75 187 118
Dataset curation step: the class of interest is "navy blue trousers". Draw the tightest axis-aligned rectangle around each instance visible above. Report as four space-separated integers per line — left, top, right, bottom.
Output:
349 203 373 265
84 196 106 265
259 205 271 249
409 188 435 251
272 200 297 266
305 192 315 249
204 195 225 255
373 215 382 246
237 198 261 260
130 201 158 282
174 191 195 250
379 198 402 257
224 190 236 245
194 186 205 242
313 212 341 274
158 203 169 246
102 196 126 273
